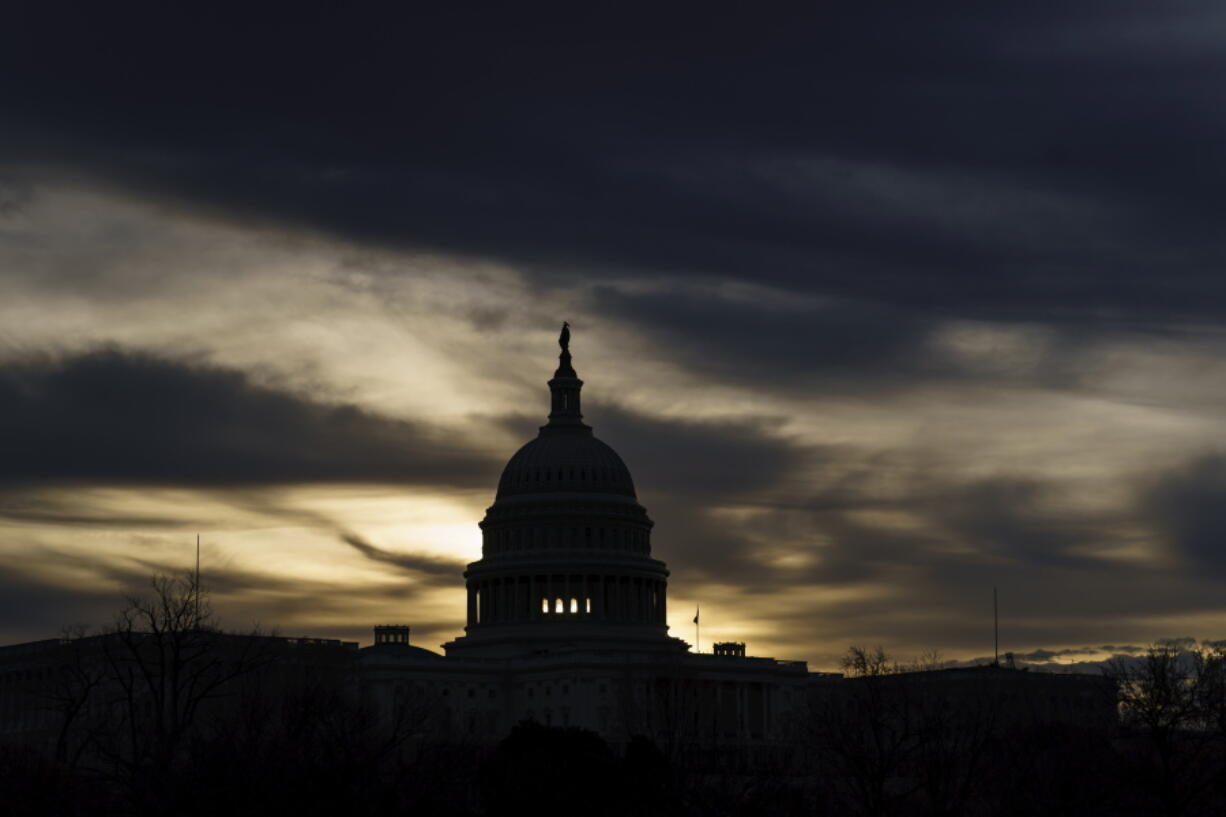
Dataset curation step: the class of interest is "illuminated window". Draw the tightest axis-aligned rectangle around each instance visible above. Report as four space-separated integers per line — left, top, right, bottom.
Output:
541 598 549 614
570 597 578 613
555 598 564 613
585 597 592 613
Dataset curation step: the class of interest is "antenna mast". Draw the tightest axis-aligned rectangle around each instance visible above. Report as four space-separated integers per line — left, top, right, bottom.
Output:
993 586 999 666
195 533 201 624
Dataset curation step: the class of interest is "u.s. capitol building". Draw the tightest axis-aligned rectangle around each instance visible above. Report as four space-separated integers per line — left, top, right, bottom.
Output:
0 328 1115 755
360 327 812 744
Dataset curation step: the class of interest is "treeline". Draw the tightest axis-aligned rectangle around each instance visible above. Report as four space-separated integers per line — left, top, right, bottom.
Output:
1 576 1224 816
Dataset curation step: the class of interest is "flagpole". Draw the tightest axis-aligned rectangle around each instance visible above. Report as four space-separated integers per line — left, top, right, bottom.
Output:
694 604 700 653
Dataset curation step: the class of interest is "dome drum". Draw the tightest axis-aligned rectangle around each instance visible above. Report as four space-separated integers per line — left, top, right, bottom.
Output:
480 519 653 558
463 567 670 630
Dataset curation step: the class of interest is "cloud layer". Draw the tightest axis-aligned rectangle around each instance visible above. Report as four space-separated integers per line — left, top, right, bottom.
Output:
0 349 499 487
3 4 1226 665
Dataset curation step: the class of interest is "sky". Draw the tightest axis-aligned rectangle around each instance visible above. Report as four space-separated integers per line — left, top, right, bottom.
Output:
2 3 1226 671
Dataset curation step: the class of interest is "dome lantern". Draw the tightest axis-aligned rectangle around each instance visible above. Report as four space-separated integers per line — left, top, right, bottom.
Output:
546 321 585 428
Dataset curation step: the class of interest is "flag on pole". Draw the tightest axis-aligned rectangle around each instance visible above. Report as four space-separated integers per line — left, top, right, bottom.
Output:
693 605 701 653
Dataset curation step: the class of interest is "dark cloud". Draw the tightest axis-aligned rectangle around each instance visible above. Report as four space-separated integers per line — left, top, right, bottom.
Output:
0 348 501 488
672 463 1113 593
0 545 459 647
928 477 1105 568
587 284 1116 392
0 175 32 216
1154 636 1198 650
0 566 127 644
590 285 937 386
598 405 809 502
4 3 1226 331
0 491 190 528
340 532 466 584
1140 453 1226 577
496 401 810 503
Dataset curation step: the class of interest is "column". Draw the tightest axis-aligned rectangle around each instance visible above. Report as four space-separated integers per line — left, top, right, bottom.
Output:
467 583 476 626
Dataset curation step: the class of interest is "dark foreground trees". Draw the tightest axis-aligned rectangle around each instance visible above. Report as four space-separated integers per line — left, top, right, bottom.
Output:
1107 643 1226 817
805 646 1124 817
481 724 694 817
800 643 1226 817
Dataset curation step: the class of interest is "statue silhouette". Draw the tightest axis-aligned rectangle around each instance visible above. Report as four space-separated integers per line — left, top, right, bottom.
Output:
559 321 570 353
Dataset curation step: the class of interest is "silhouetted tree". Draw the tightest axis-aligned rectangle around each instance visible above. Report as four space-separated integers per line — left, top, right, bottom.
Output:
622 734 678 816
480 721 621 817
1108 643 1226 817
99 573 275 812
805 647 1032 817
32 572 278 815
805 646 920 816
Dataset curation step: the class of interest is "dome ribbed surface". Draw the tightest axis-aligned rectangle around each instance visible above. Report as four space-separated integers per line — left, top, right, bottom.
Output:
496 427 636 499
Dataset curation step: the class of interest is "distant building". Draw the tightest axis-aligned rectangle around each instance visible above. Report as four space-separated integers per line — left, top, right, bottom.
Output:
0 632 359 752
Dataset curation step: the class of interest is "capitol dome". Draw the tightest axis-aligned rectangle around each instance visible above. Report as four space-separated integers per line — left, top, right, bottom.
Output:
444 324 677 658
495 429 636 499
